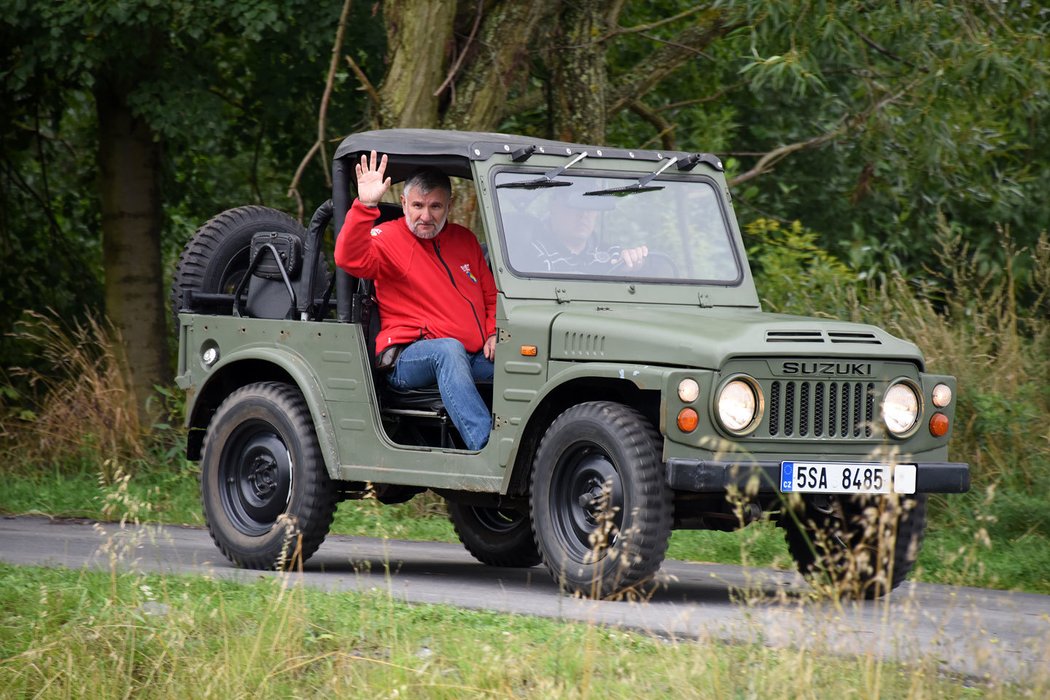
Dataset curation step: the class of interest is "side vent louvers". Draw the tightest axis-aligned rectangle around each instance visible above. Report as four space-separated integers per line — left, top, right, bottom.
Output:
828 331 881 344
562 331 606 357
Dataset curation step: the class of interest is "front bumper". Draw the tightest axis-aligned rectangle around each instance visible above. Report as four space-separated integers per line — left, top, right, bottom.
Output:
666 459 970 494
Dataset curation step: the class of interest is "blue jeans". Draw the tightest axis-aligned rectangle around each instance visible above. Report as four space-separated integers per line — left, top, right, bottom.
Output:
388 338 494 451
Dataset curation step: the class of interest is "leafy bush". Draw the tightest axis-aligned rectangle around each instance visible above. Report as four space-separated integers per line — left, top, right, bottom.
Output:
745 217 859 317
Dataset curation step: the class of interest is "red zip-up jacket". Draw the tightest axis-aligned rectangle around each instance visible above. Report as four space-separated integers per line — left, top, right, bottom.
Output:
334 199 497 356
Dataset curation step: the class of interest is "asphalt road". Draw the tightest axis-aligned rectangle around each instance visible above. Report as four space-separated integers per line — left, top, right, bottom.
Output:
2 515 1048 683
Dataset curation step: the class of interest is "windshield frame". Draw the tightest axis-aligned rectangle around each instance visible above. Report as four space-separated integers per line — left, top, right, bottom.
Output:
489 165 746 287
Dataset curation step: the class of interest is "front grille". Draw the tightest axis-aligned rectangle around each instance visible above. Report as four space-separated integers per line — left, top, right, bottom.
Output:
768 380 876 439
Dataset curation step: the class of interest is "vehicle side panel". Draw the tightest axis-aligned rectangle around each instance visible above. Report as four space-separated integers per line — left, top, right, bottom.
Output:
178 314 506 491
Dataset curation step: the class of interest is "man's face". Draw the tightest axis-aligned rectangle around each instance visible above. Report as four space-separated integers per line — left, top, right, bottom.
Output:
401 186 450 240
551 202 599 254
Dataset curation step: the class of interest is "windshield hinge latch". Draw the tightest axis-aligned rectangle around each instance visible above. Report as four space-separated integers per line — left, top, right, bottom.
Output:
698 293 713 308
555 288 570 304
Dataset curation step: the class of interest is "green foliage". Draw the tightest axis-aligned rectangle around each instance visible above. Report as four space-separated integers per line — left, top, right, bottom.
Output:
719 0 1050 279
600 1 1050 289
745 217 858 316
0 0 381 375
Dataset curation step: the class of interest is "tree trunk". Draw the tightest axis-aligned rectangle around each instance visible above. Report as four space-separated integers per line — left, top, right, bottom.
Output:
440 1 555 132
95 75 168 421
549 0 609 144
379 0 458 128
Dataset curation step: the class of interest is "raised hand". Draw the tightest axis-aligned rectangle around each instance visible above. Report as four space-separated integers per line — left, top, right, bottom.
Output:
355 150 391 207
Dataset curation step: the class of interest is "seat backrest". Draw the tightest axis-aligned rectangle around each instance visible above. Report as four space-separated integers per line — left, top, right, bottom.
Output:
244 231 302 319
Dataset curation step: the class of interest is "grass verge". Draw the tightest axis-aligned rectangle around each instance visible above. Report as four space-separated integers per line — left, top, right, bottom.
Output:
0 563 1039 699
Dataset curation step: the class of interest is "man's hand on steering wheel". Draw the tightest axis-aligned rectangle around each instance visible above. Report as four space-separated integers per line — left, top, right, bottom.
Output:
618 245 649 269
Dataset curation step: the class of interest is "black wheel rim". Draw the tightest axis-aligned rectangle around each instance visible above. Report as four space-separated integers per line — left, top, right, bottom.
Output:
549 442 624 561
219 419 293 536
471 507 526 534
218 250 249 295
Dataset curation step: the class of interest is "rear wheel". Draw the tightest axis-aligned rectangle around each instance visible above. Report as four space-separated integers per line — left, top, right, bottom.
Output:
782 493 927 599
201 381 336 569
530 401 672 599
447 502 541 567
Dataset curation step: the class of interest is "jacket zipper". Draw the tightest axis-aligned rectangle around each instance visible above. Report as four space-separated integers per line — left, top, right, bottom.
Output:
432 240 486 345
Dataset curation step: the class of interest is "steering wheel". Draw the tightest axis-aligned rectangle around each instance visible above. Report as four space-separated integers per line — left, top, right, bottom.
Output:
608 250 679 278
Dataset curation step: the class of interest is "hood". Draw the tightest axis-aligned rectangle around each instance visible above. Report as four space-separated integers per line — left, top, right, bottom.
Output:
548 306 923 369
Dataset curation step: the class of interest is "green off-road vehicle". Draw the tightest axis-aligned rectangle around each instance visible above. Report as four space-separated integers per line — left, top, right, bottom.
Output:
173 129 969 599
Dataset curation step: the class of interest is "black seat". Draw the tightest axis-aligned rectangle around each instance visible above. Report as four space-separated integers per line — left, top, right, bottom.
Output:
364 293 455 447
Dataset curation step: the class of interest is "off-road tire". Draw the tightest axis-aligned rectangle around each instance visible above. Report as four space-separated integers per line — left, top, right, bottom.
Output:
447 502 541 567
782 493 927 599
530 401 672 599
200 381 336 569
170 206 309 327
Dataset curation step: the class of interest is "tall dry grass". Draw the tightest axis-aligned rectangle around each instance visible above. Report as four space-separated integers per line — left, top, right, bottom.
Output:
3 310 146 482
853 231 1050 490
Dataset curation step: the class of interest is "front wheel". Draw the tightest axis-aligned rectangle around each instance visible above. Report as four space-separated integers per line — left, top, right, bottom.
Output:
201 381 336 569
530 401 672 599
447 502 541 567
782 493 927 599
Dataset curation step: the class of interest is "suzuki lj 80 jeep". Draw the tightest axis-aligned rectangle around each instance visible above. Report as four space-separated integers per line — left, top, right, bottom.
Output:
173 129 970 599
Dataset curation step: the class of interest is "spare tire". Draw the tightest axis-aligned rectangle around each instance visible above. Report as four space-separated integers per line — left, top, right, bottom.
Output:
170 206 321 326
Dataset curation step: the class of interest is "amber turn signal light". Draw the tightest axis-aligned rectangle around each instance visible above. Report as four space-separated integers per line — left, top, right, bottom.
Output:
677 407 699 433
520 345 538 357
929 412 949 437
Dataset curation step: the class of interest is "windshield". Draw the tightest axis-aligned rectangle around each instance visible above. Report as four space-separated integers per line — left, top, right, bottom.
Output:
494 170 741 283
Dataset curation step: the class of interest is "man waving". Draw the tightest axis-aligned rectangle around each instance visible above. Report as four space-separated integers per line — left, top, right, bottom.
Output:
335 151 497 451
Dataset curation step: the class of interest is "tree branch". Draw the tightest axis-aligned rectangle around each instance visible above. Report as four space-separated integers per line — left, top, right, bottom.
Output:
434 0 484 97
344 54 381 111
607 16 738 117
658 82 743 111
729 79 921 187
601 4 707 41
627 99 677 150
317 0 354 186
728 128 844 188
287 0 353 219
605 0 627 30
844 23 920 70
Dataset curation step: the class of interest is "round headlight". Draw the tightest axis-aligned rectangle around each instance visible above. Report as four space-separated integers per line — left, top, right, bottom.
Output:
882 382 920 436
678 378 700 403
932 383 952 408
717 378 759 434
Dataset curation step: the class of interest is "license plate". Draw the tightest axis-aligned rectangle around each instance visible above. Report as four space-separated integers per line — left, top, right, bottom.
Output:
780 462 915 495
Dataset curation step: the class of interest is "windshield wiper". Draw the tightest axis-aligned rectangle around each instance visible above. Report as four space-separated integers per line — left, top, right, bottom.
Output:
583 155 676 197
496 151 588 190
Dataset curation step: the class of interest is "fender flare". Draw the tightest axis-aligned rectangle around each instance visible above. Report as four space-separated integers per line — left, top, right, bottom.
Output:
188 345 343 480
499 362 671 492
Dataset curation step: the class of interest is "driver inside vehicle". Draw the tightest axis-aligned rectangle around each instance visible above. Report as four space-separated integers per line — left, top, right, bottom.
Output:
527 192 649 273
